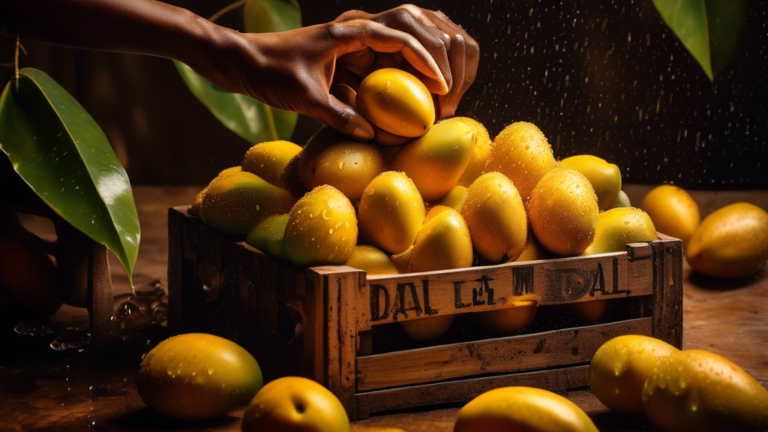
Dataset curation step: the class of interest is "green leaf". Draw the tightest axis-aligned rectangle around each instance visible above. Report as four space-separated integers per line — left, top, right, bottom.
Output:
653 0 713 80
173 60 296 143
0 68 140 289
174 0 302 144
705 0 746 76
244 0 302 34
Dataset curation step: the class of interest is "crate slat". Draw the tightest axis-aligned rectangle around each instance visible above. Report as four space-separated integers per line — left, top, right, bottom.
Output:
356 317 651 391
355 364 590 418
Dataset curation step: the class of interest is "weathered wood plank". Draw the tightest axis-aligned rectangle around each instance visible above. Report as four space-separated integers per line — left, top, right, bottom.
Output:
651 237 684 348
357 317 651 391
355 365 590 418
364 252 641 327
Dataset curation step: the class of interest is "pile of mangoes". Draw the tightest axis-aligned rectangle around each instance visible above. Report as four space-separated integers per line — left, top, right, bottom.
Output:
190 68 661 339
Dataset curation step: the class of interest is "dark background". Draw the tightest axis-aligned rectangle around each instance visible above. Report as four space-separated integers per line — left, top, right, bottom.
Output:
16 0 768 188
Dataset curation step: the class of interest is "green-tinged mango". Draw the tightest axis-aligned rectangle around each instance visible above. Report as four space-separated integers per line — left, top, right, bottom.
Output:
246 214 289 260
560 155 622 211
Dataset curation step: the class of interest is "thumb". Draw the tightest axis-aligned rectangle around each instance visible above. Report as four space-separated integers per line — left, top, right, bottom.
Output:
310 94 374 141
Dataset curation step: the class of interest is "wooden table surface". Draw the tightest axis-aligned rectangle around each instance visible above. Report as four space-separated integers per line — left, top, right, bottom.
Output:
2 185 766 432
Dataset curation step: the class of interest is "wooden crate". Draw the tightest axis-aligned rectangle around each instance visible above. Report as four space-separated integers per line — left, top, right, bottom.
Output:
168 206 683 420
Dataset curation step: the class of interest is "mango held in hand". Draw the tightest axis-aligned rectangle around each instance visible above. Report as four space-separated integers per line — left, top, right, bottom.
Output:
137 333 263 420
283 185 358 267
242 140 302 187
357 68 435 139
454 386 598 432
642 350 768 432
528 167 599 256
299 140 385 202
462 172 528 262
685 202 768 278
390 118 475 202
246 214 289 260
484 122 556 202
641 185 700 246
344 245 398 276
454 117 492 187
358 172 425 254
589 335 679 416
560 154 622 211
201 171 296 235
242 377 350 432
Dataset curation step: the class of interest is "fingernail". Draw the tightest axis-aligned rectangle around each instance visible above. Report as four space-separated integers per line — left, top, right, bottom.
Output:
351 126 374 141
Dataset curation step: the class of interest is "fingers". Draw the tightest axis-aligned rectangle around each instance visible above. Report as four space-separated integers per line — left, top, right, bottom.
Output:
329 20 449 94
309 92 374 141
337 48 375 77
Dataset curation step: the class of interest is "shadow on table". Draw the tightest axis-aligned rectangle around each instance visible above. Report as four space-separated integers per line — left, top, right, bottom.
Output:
591 411 663 432
110 408 241 431
688 267 766 292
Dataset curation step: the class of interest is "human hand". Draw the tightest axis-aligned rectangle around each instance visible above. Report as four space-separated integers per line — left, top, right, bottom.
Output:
195 5 478 140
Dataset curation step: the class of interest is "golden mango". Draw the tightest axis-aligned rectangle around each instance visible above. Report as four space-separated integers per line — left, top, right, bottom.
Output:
358 172 425 254
399 314 455 343
607 190 631 209
641 185 700 245
190 167 243 216
373 125 410 146
528 167 599 256
455 117 492 187
462 172 528 262
246 214 289 260
590 335 679 416
390 118 475 201
474 300 537 336
283 186 358 267
484 122 556 202
582 208 657 256
410 208 473 273
435 185 468 213
299 141 385 202
242 140 302 187
357 68 435 138
344 245 398 276
424 205 453 225
560 155 622 211
686 202 768 278
642 350 768 432
455 387 598 432
201 171 296 235
390 246 413 274
509 234 550 262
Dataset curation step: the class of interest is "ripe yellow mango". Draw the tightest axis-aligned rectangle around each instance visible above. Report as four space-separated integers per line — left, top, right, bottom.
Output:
299 141 385 202
242 140 302 187
484 122 556 202
528 168 599 256
189 167 242 216
424 205 453 225
358 172 425 254
590 335 679 416
390 118 475 201
455 387 598 432
509 234 550 262
462 172 528 262
642 350 768 432
582 208 657 256
454 117 492 187
373 125 410 146
641 185 700 245
475 300 537 336
283 186 358 267
607 190 631 209
357 68 435 138
201 171 296 235
435 185 468 212
390 246 413 274
399 314 455 343
410 208 473 273
560 155 622 211
686 202 768 278
344 245 398 276
246 214 289 260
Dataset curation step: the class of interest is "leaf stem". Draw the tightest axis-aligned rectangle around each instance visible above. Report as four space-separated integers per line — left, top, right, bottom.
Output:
208 0 248 23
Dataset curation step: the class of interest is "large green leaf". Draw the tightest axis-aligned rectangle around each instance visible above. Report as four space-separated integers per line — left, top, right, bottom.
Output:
0 68 140 288
174 0 302 144
653 0 745 81
244 0 301 34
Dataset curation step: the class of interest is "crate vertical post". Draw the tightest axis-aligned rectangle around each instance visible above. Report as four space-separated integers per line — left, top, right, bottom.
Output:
651 234 684 348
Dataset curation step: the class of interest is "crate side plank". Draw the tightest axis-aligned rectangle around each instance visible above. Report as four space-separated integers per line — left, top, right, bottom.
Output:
651 237 684 348
357 317 651 391
355 365 590 418
364 252 643 328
